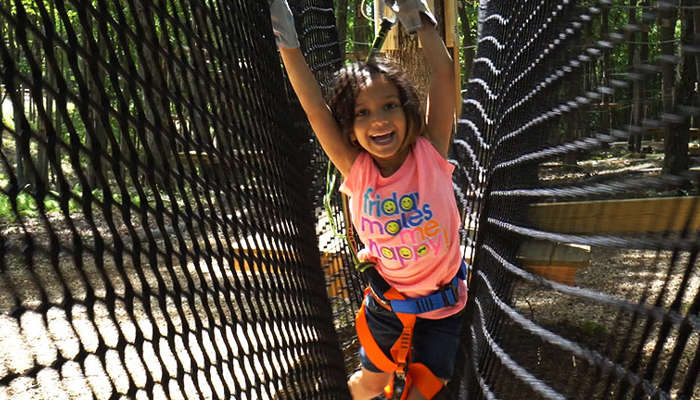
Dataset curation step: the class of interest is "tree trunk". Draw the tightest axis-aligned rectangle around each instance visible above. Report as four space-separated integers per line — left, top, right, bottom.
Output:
660 3 687 174
43 90 54 189
694 8 700 118
640 0 650 139
628 0 642 152
6 8 32 191
189 4 218 179
663 5 692 175
12 90 31 191
659 5 677 115
477 0 488 38
336 0 348 60
600 3 611 148
119 47 133 180
37 37 50 188
83 19 111 189
564 66 584 165
49 3 61 187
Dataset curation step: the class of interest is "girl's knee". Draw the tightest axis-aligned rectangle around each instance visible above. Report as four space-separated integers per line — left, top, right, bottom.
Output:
347 369 392 399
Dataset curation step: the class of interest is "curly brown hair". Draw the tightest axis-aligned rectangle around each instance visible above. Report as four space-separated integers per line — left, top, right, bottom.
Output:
327 57 424 151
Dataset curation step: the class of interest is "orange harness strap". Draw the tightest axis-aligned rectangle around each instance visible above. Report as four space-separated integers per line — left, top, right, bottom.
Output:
356 288 397 372
356 288 445 399
407 363 444 399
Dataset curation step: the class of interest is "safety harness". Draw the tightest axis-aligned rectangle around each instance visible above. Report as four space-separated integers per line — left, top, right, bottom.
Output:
357 261 466 399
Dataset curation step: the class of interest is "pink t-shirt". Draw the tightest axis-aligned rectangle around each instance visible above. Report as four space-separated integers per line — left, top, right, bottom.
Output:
340 137 467 319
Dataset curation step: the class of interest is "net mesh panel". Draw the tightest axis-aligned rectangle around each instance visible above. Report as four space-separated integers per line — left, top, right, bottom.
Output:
0 0 349 398
453 1 700 399
1 0 700 400
294 0 368 377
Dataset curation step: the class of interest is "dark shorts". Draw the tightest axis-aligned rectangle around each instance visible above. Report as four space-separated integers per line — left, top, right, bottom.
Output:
358 294 464 380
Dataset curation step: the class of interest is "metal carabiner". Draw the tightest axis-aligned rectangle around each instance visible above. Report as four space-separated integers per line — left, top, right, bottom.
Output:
390 371 407 400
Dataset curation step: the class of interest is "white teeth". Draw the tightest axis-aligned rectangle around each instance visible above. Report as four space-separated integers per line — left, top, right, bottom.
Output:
371 132 395 144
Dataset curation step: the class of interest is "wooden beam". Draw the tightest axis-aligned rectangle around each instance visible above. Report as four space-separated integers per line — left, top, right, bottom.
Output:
443 0 457 48
177 151 219 165
321 252 350 299
517 240 590 286
529 196 700 234
645 127 666 137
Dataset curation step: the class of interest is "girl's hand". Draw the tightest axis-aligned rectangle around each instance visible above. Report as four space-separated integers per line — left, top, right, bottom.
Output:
387 0 437 34
269 0 299 48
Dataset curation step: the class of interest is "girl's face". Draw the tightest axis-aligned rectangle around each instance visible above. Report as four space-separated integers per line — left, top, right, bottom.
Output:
350 74 408 174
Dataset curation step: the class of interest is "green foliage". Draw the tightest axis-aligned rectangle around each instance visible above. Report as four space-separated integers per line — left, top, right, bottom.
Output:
0 190 80 223
581 320 607 338
43 195 61 214
0 172 75 222
0 191 37 220
0 192 11 221
457 0 480 82
341 0 375 57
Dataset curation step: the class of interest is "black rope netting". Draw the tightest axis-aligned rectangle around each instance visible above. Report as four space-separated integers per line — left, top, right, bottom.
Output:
0 0 698 399
0 0 347 398
452 1 699 399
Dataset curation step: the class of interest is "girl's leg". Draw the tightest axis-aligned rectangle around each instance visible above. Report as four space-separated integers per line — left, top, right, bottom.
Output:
347 368 392 400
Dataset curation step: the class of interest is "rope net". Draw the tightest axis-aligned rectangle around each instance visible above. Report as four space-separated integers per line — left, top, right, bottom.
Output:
0 1 698 400
0 0 347 398
451 1 699 399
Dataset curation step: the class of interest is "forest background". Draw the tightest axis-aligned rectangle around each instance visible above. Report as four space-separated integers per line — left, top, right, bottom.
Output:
0 0 698 222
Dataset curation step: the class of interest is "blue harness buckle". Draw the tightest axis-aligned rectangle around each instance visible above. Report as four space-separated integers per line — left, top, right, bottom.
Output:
439 280 459 308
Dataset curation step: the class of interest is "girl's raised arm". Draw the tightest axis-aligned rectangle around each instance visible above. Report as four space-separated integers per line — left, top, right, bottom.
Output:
418 18 456 158
270 0 358 176
395 0 456 157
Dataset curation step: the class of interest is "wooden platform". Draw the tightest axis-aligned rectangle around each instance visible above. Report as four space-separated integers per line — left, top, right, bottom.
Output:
518 195 700 286
528 196 700 234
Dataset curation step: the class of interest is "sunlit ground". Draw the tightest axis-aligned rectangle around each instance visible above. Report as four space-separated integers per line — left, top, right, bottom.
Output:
0 255 320 400
512 247 699 398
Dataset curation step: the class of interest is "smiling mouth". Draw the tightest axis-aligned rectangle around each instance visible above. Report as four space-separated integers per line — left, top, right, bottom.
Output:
370 131 395 145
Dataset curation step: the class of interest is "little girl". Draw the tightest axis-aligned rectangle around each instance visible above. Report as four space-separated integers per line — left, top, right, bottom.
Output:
269 1 467 399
